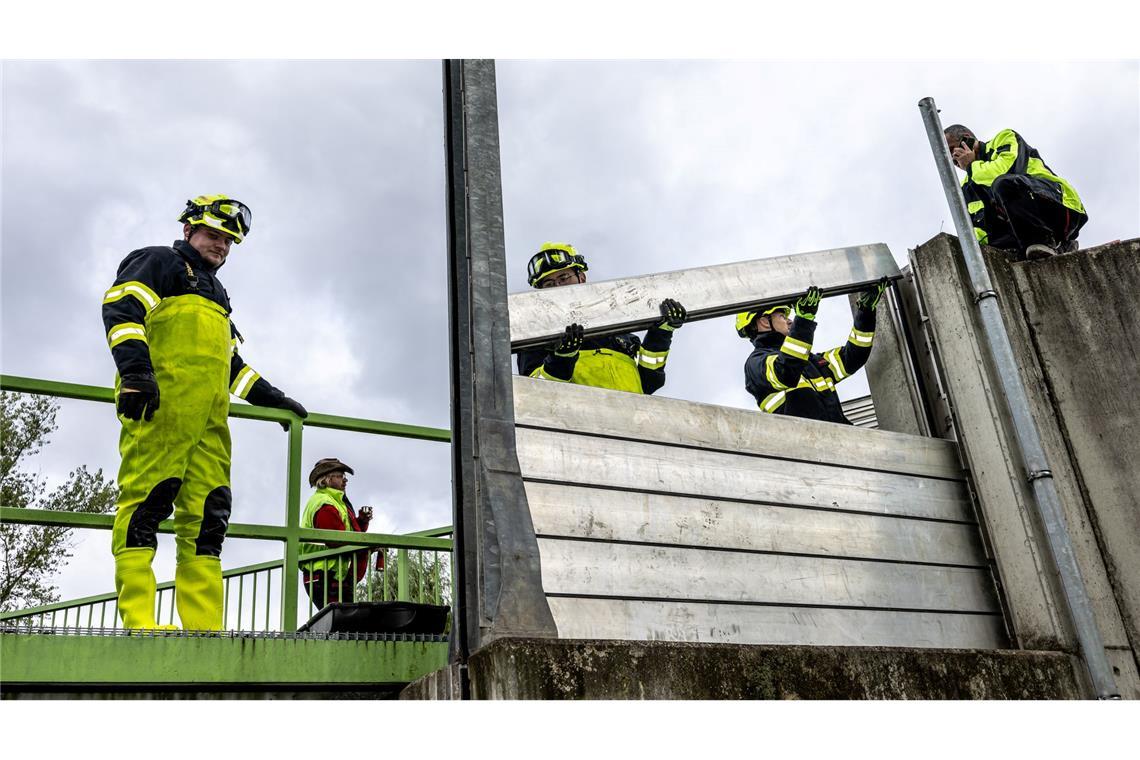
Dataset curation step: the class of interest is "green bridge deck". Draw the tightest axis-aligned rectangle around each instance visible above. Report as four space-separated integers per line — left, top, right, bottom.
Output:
1 628 449 699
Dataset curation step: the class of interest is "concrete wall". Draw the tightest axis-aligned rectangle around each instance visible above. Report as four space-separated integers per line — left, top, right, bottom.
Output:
908 234 1140 698
1010 240 1140 678
404 637 1084 700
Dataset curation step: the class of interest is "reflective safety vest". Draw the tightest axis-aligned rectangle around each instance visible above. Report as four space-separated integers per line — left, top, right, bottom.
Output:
300 487 362 581
566 348 644 393
518 329 673 395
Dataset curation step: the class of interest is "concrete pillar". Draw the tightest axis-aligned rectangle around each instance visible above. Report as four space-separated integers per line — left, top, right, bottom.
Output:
910 233 1140 698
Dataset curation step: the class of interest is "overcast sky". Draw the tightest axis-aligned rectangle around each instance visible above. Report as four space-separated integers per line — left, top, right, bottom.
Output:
2 58 1137 606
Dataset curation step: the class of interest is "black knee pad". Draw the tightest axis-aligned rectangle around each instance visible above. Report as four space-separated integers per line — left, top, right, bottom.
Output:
125 478 181 549
195 486 233 557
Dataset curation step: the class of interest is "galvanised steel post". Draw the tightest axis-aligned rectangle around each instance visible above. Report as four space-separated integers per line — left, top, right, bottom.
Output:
444 58 476 677
918 96 1119 699
443 59 558 675
281 416 304 631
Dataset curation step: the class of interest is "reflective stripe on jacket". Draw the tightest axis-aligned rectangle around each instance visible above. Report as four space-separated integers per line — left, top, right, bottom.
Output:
743 310 875 424
517 326 674 395
101 239 284 406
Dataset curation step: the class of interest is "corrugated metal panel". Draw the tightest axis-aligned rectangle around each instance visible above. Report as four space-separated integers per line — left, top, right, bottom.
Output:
842 394 879 428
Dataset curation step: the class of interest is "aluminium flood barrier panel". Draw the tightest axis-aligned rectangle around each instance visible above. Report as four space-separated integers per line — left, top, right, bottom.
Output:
512 377 1005 648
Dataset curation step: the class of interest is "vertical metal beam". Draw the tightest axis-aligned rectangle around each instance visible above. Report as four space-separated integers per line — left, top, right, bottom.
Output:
444 59 557 672
918 97 1118 699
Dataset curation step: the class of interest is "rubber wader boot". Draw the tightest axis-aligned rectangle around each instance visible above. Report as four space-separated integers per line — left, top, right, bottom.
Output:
175 557 224 630
115 548 159 628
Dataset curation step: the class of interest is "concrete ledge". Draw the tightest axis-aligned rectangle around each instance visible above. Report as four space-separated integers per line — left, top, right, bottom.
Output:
405 638 1085 699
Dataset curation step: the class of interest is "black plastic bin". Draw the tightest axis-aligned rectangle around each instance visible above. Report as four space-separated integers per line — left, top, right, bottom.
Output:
298 601 450 635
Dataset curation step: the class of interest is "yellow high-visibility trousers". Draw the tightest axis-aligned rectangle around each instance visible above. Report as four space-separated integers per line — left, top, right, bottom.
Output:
111 295 232 630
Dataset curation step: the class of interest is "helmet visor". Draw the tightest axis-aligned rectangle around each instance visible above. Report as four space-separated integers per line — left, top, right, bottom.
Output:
528 249 580 286
210 199 252 234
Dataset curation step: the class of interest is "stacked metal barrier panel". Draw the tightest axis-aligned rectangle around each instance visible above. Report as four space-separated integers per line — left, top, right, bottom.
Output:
512 377 1004 648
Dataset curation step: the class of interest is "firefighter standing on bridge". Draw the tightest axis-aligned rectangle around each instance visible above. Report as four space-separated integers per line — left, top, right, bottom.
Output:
517 242 687 394
102 195 307 630
737 277 888 424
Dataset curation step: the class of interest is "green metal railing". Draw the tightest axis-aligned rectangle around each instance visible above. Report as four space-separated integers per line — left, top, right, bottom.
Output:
1 537 453 632
0 374 452 632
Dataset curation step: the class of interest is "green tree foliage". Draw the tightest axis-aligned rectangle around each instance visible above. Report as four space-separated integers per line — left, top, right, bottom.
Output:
356 548 453 606
0 392 118 612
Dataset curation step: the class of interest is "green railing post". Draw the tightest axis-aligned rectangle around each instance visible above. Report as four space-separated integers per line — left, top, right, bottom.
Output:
281 416 304 631
397 550 410 601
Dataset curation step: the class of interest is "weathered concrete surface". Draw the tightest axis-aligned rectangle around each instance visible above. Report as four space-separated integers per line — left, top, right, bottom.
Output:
403 638 1084 699
1011 239 1140 679
913 234 1075 652
401 662 464 700
911 234 1140 698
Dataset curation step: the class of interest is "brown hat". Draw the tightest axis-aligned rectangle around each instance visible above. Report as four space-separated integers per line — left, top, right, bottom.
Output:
308 457 355 488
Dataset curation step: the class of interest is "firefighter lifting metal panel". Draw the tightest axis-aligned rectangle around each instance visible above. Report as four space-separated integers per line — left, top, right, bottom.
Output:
508 242 902 350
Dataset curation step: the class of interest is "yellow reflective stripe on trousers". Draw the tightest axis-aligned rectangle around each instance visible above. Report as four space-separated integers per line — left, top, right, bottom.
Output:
848 327 874 347
759 390 787 413
780 336 811 359
230 365 261 398
637 346 669 370
823 347 850 381
107 322 147 348
533 366 571 383
103 280 161 313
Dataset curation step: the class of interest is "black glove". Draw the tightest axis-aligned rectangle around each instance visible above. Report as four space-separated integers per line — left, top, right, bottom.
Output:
856 276 890 312
118 372 160 421
794 286 823 321
274 396 308 431
658 298 687 330
554 323 584 356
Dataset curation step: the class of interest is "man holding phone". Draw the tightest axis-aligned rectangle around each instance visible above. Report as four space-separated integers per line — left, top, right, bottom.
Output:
944 124 1087 260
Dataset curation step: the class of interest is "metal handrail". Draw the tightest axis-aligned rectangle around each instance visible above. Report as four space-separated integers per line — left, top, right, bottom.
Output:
1 373 452 631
